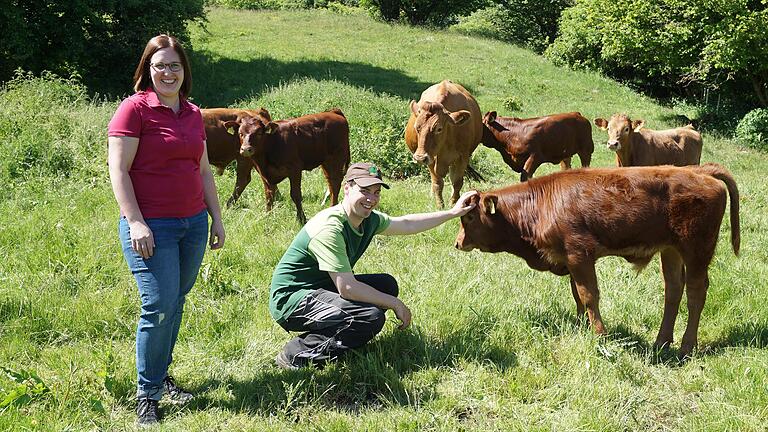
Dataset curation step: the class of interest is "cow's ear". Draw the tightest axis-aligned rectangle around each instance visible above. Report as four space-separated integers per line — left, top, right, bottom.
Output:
449 110 472 126
484 111 497 124
257 107 271 121
482 194 498 215
632 119 645 132
594 118 608 130
223 120 239 135
265 121 279 134
409 100 419 116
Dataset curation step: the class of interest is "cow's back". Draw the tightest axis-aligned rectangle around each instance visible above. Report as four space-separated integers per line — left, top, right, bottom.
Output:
518 167 726 258
266 110 349 171
522 112 593 157
633 127 703 166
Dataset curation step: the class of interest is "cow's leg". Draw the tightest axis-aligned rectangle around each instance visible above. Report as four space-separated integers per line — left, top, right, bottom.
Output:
288 173 306 224
560 157 572 170
321 163 344 206
522 154 540 181
578 148 592 168
654 249 685 350
569 277 586 318
679 266 710 358
430 162 448 208
568 261 605 334
448 160 468 205
262 177 278 212
227 159 253 207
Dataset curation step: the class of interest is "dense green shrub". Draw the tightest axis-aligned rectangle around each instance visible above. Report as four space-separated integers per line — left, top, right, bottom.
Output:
0 72 112 183
207 0 357 10
546 0 768 108
0 0 205 96
736 108 768 151
361 0 486 26
451 1 571 53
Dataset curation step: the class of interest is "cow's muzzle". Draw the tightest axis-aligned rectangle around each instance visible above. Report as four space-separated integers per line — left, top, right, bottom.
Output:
606 141 620 151
240 147 255 157
412 153 431 165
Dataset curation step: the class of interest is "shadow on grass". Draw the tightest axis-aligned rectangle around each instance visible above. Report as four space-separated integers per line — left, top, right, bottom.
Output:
708 321 768 351
172 319 518 417
189 50 432 107
605 321 768 365
522 305 691 365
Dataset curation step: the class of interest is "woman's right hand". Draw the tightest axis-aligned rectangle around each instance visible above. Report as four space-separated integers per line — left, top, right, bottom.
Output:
129 220 155 258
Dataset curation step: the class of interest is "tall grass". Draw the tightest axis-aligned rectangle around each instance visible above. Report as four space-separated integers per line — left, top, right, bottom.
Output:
1 7 766 431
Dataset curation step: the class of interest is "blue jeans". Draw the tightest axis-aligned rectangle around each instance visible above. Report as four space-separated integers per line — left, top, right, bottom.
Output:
119 209 208 400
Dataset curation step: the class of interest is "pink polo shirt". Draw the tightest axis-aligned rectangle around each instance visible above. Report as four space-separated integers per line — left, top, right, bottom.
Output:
108 89 207 218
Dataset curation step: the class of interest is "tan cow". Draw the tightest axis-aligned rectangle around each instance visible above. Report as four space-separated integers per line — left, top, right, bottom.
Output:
405 80 483 207
594 114 703 167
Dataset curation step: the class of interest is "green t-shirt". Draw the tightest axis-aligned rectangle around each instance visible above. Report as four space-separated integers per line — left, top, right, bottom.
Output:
269 204 391 324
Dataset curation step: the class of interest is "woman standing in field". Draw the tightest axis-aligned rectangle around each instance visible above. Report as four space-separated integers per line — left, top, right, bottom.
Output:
107 34 225 426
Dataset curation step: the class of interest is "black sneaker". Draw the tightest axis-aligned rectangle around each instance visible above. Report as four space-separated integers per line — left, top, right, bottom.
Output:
136 397 160 426
163 375 194 404
275 351 301 370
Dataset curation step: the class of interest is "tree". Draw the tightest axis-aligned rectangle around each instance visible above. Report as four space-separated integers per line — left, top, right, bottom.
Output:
0 0 206 95
546 0 768 107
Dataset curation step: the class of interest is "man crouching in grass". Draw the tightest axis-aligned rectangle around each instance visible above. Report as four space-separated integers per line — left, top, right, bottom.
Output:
269 162 477 369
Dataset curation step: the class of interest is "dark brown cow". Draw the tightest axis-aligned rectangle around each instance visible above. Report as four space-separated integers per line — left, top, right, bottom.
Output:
455 164 740 357
481 111 594 181
594 114 703 167
227 108 350 223
405 80 483 208
202 108 271 206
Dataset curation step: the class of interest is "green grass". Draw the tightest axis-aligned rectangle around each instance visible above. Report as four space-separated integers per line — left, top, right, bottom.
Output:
1 7 767 431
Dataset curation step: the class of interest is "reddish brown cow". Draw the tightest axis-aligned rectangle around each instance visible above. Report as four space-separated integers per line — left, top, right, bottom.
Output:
226 108 350 223
202 108 271 206
594 114 703 167
405 80 483 208
455 164 740 357
481 111 594 181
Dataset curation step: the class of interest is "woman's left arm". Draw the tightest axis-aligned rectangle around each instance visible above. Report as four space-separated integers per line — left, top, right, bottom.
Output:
200 140 225 249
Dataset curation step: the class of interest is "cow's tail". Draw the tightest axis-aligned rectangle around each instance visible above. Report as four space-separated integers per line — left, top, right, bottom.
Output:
697 163 740 255
465 164 486 182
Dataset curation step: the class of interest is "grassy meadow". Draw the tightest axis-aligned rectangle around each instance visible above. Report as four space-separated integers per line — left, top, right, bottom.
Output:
1 7 767 431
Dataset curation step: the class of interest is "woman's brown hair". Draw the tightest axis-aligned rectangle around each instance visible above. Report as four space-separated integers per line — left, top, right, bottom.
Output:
132 34 192 96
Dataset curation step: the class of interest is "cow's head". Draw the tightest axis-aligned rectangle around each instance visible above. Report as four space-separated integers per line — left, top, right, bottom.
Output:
594 114 644 152
455 192 507 253
224 112 278 158
409 100 472 165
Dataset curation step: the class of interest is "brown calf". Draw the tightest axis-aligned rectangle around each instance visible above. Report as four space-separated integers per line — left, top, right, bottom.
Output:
455 164 740 357
202 108 271 206
482 111 594 181
594 114 703 167
227 108 350 223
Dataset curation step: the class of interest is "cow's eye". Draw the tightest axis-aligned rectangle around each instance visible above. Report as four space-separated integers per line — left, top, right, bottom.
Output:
623 127 629 133
434 126 443 134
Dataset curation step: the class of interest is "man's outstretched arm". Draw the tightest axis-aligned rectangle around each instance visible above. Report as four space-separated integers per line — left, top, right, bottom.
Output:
381 190 477 236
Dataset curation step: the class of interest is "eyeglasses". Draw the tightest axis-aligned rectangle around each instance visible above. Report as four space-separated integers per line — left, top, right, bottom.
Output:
150 62 183 72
